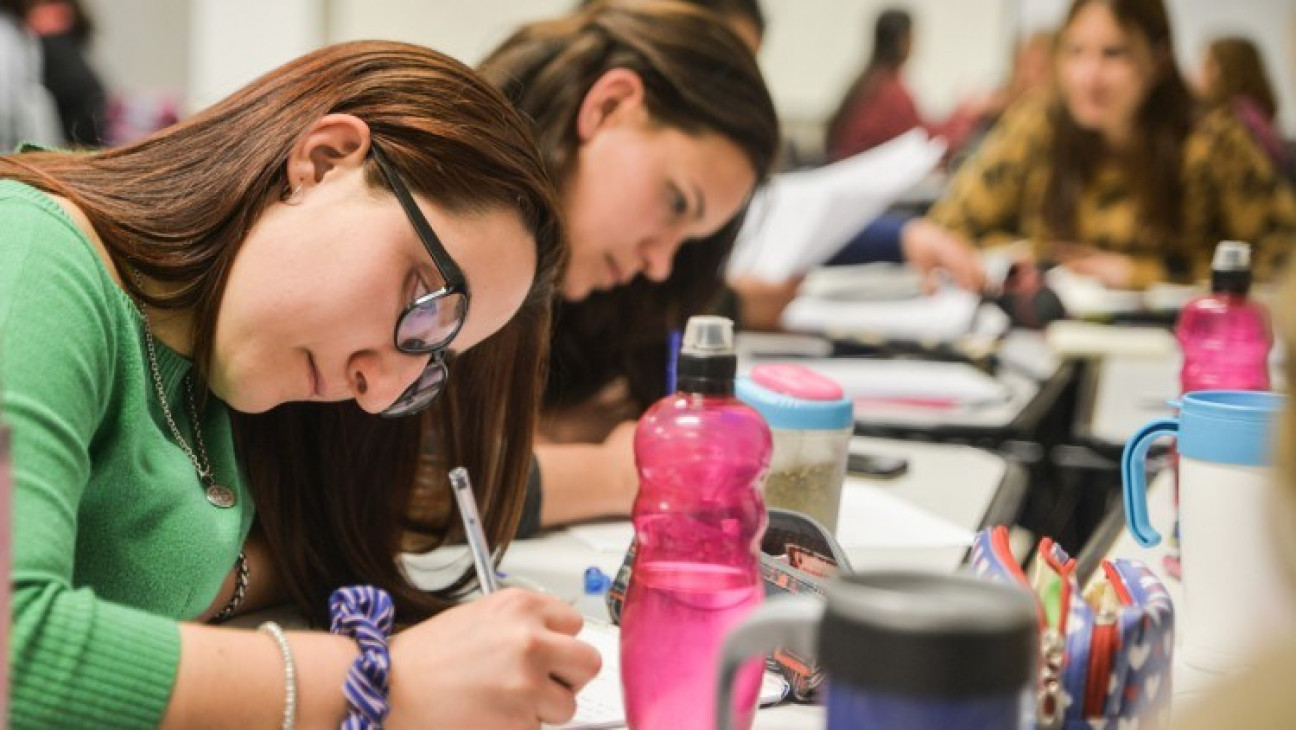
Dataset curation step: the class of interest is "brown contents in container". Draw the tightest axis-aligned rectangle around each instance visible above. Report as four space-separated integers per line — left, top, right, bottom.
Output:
764 461 840 528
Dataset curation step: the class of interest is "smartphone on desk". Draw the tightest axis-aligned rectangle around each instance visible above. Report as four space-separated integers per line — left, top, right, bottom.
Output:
847 452 909 479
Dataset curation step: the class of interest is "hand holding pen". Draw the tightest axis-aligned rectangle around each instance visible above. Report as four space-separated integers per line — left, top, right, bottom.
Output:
378 467 600 727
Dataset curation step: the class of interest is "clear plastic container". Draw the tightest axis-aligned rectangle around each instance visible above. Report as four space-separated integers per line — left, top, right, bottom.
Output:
737 364 853 534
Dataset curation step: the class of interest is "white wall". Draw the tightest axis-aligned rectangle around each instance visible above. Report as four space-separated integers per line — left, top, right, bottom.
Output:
762 0 1015 124
74 0 1296 135
82 0 189 96
328 0 572 64
188 0 325 111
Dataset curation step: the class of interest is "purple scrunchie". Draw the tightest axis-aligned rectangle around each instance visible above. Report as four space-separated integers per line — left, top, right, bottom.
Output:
330 586 396 729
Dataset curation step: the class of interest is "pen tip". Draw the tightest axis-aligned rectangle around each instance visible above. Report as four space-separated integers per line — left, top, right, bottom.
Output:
449 466 470 488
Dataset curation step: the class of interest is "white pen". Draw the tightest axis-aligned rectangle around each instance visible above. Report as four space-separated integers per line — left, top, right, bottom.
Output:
449 466 500 595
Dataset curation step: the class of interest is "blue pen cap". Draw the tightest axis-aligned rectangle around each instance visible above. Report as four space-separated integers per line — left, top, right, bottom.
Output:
583 566 611 596
736 375 853 430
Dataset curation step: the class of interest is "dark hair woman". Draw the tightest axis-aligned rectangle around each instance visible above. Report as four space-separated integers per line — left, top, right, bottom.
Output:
469 0 779 529
925 0 1296 290
2 40 598 728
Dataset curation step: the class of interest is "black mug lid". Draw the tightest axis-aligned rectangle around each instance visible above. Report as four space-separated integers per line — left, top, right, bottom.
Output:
818 571 1038 697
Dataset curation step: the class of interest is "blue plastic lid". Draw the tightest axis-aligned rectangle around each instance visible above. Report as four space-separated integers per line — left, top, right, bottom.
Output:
1177 390 1284 466
736 376 853 430
583 566 611 596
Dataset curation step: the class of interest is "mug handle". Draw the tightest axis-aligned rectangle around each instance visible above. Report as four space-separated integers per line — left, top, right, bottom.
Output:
715 597 823 730
1120 417 1178 547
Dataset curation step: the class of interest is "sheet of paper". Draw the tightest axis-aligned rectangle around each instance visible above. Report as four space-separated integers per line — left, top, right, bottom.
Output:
1045 321 1178 358
835 479 975 549
739 357 1010 408
780 285 983 341
727 130 945 281
547 621 789 730
568 522 636 554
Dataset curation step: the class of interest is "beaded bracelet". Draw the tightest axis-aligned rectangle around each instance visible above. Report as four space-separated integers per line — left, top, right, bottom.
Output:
329 586 396 730
258 621 298 730
212 551 249 623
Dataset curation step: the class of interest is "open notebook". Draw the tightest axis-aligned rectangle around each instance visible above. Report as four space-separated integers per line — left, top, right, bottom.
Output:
546 620 790 729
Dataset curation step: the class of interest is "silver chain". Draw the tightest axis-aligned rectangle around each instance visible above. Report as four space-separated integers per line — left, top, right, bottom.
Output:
130 271 215 487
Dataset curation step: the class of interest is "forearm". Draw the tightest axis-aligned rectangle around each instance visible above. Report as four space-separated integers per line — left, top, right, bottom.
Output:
535 441 636 527
162 623 356 729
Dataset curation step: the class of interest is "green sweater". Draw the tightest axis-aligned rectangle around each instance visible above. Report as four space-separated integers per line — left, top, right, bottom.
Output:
1 180 254 728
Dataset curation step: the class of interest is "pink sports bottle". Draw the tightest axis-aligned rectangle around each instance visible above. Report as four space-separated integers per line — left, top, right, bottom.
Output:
1167 241 1271 576
1176 241 1271 393
620 315 771 730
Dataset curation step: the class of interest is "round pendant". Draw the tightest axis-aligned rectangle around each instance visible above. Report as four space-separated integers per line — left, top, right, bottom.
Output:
205 484 237 509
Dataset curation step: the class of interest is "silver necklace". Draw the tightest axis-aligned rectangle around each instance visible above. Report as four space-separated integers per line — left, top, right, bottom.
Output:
132 272 237 509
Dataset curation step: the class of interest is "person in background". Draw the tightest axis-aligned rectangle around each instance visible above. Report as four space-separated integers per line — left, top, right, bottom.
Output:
922 0 1296 290
803 29 1059 302
0 0 60 152
4 41 598 728
824 7 999 163
463 1 778 532
24 0 107 147
1198 35 1293 183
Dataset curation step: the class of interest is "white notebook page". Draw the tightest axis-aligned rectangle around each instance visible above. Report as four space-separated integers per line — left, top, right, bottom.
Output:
547 620 790 730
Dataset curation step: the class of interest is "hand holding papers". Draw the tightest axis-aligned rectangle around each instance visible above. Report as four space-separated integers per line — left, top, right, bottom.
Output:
727 130 946 282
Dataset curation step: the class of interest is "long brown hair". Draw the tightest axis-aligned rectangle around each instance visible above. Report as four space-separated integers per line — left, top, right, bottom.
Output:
1043 0 1195 257
480 0 779 412
1205 37 1279 120
0 41 564 624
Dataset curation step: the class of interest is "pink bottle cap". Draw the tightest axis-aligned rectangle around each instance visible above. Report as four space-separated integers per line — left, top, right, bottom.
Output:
750 364 844 401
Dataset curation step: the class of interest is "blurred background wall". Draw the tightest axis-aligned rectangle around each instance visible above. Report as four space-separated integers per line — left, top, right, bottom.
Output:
79 0 1296 140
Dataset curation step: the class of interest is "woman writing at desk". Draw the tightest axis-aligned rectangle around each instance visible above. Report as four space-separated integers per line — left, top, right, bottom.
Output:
456 1 780 532
914 0 1296 289
3 42 599 728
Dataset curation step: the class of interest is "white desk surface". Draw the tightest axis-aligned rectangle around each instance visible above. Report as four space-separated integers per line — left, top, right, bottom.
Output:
1082 351 1285 448
1084 354 1180 448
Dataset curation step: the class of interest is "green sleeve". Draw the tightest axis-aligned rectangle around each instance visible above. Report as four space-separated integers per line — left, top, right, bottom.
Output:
1 197 180 729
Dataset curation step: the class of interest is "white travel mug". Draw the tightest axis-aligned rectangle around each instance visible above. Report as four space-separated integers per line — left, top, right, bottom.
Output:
1123 390 1296 672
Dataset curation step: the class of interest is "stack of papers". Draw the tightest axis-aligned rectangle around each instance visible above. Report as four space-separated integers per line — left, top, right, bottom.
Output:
780 286 983 342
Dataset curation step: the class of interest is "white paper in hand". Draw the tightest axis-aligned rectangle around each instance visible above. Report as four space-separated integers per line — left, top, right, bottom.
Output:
727 130 945 282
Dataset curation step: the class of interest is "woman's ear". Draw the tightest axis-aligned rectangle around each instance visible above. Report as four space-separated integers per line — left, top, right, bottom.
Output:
285 114 372 194
575 68 647 143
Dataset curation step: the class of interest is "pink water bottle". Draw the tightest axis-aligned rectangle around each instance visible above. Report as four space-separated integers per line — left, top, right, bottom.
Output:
620 315 771 730
1167 241 1271 576
1176 241 1271 393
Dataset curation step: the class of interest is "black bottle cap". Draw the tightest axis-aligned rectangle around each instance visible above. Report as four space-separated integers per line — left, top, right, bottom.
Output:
675 315 736 395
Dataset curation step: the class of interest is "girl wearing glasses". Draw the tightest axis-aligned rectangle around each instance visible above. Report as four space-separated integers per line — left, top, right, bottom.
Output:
462 1 779 532
2 42 599 728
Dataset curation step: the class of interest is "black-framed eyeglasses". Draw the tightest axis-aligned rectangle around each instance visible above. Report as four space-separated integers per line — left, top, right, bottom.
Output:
371 143 471 417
